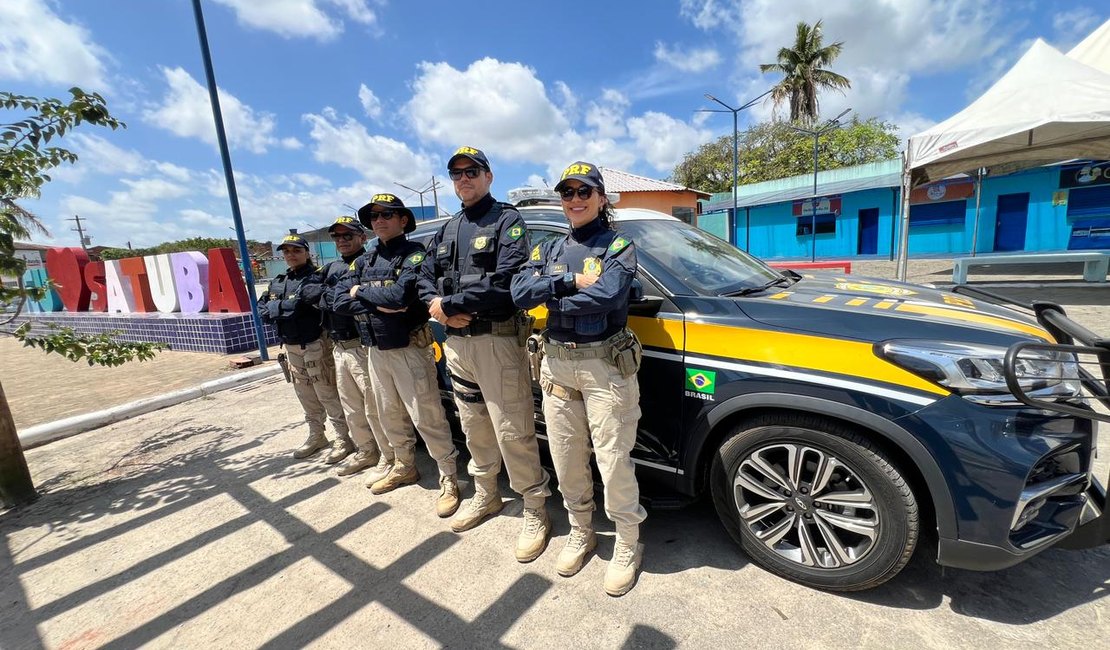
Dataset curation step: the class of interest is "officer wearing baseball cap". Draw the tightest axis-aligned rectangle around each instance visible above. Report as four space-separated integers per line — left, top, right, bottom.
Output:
336 194 462 515
309 215 393 481
418 146 552 561
259 230 349 459
511 161 646 596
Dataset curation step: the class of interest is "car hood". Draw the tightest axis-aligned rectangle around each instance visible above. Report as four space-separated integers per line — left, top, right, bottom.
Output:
739 273 1052 343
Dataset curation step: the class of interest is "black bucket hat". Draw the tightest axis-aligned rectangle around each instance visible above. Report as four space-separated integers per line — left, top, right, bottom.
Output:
357 193 417 234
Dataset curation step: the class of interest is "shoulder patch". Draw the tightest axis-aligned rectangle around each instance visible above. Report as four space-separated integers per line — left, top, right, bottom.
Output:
608 237 629 254
530 245 541 261
508 224 525 240
407 252 425 266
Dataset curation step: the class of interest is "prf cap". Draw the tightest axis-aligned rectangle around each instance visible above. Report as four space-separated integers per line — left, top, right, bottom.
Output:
327 215 366 234
277 233 309 251
553 161 605 193
447 146 490 171
357 193 417 234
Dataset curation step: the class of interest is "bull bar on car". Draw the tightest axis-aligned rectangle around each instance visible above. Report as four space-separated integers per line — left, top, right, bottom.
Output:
954 285 1110 550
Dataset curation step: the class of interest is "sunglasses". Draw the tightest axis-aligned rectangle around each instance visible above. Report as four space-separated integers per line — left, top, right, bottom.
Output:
448 166 484 181
368 211 398 222
330 232 357 241
559 186 595 201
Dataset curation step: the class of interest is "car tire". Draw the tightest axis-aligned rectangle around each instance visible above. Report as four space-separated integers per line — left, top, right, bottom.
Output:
710 413 918 591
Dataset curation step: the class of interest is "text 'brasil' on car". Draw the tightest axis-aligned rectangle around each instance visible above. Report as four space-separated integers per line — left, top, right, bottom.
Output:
401 187 1109 592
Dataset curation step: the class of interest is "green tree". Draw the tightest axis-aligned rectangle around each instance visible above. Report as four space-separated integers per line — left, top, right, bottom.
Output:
672 116 899 193
759 20 851 124
1 88 165 508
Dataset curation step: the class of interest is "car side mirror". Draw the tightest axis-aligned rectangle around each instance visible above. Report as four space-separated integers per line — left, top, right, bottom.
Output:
628 278 662 317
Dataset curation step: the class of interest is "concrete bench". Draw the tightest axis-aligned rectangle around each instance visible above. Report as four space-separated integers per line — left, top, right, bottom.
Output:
952 252 1110 284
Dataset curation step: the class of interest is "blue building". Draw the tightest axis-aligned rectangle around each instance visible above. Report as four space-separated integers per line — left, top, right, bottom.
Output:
699 159 1110 259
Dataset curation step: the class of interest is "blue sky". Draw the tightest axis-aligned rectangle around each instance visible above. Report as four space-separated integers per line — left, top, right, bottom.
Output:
1 0 1106 248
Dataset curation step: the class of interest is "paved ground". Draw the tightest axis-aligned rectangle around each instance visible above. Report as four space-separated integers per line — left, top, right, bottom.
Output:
0 377 1107 649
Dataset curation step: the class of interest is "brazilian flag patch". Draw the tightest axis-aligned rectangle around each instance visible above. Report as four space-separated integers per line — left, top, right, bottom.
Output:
530 245 542 261
684 368 717 394
609 237 628 253
508 225 525 240
407 252 425 266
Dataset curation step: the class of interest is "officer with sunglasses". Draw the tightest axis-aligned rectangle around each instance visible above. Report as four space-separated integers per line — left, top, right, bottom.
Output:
259 232 349 460
311 216 393 482
510 162 646 597
418 146 551 562
334 194 462 517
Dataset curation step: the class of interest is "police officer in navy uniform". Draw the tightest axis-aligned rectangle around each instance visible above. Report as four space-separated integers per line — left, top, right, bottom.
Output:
259 232 349 459
418 146 552 561
335 193 461 516
313 216 392 480
511 162 646 596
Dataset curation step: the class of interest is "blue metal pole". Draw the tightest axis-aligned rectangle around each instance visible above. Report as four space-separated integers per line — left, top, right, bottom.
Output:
191 0 268 361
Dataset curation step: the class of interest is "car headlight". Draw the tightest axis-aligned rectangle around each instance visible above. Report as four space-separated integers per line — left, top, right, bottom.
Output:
877 340 1082 405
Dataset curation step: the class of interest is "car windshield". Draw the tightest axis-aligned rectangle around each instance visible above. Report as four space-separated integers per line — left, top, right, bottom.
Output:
617 220 781 296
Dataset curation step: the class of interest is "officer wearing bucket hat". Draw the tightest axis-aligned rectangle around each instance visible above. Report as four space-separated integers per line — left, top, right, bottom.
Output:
334 194 462 516
310 215 393 481
259 231 349 459
418 146 552 561
511 161 646 596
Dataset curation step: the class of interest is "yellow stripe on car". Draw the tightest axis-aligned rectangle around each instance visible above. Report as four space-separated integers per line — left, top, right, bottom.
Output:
893 303 1050 340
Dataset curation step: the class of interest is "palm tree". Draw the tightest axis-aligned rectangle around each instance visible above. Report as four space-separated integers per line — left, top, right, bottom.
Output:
759 20 851 123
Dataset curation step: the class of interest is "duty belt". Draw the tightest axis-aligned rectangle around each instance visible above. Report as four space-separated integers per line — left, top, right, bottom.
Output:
542 329 632 361
448 317 517 338
334 337 363 350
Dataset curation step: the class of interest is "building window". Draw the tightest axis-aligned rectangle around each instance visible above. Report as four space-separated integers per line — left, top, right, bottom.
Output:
796 214 836 236
672 206 695 224
909 200 965 227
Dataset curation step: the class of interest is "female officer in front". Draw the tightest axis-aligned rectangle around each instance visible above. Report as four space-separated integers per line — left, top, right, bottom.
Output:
259 232 349 459
510 162 646 597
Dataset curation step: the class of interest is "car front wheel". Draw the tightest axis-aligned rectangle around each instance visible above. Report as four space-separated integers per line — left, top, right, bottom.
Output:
711 413 919 591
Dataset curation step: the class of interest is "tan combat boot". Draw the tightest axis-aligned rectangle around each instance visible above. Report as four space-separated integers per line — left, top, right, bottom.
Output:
292 432 329 459
515 507 550 563
450 482 503 532
363 454 394 486
324 436 355 464
436 475 460 518
604 541 643 597
370 460 420 494
555 527 597 577
337 448 379 476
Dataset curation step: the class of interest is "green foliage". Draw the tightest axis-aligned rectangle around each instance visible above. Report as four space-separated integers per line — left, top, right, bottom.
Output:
672 116 900 194
759 20 851 124
98 236 266 260
13 323 167 367
1 88 124 306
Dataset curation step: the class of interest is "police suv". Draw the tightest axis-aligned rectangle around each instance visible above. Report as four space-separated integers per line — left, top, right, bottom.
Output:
406 188 1109 592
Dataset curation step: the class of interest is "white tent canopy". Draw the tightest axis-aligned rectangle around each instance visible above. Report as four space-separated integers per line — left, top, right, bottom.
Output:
907 36 1110 185
1069 18 1110 74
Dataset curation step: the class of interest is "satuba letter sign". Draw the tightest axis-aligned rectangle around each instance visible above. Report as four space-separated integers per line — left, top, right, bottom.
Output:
24 247 252 314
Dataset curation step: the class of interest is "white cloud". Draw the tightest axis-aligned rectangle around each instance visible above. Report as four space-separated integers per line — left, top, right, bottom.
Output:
654 42 722 73
1052 9 1102 51
180 208 228 228
280 137 305 150
585 89 630 140
0 0 111 89
210 0 377 41
627 112 713 172
358 83 382 119
143 66 284 154
406 58 571 164
303 107 435 187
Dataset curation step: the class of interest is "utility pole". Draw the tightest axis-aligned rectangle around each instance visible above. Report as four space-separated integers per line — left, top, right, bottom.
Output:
396 178 445 221
67 215 90 251
789 108 852 262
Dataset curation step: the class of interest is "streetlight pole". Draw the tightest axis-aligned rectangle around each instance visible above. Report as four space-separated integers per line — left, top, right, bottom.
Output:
396 178 445 221
191 0 268 361
699 89 772 249
789 108 851 262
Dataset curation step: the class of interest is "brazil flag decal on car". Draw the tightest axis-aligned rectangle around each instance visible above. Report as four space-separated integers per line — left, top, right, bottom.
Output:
685 368 717 401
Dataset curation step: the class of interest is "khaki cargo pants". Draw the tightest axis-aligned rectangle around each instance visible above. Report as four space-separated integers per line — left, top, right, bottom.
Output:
366 337 458 476
540 354 646 544
332 339 390 458
445 333 550 508
286 338 347 438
